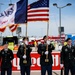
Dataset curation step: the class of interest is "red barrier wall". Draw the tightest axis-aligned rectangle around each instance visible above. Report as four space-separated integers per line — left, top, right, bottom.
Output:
12 52 61 71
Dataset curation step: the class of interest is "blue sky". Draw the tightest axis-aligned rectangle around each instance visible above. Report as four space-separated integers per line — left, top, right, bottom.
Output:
0 0 75 37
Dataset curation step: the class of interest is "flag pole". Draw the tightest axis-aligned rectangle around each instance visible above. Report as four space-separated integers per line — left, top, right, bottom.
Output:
46 21 49 48
24 0 28 63
47 21 49 38
25 0 28 37
46 0 50 61
45 21 49 62
25 23 28 37
47 0 50 40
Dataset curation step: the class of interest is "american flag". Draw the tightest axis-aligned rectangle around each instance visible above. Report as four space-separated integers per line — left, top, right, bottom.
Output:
0 27 6 32
27 0 49 22
0 24 18 32
9 24 18 32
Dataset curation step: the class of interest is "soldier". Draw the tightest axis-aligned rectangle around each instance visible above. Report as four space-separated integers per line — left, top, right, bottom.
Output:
60 38 75 75
38 35 55 75
0 43 14 75
17 37 32 75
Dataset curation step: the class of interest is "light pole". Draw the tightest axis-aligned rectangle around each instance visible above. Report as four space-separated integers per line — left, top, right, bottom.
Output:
53 3 72 42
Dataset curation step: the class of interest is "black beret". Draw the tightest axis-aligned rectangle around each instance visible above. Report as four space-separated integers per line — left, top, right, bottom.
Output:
66 38 71 42
43 35 47 40
23 37 29 41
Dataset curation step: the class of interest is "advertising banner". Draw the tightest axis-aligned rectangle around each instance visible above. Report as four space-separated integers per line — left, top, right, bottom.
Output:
12 52 61 71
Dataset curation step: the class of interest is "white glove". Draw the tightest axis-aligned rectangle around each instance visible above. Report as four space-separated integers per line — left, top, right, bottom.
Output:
60 64 64 68
47 40 50 45
23 55 26 59
45 51 48 55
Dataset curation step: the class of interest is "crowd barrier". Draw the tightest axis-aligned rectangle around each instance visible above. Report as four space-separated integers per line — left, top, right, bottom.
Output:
12 51 61 71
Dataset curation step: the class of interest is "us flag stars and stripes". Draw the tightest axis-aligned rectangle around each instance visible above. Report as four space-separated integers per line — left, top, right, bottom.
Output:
27 0 49 21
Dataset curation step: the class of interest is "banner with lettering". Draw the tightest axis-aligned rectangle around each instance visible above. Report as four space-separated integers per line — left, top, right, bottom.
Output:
0 0 28 32
12 52 61 71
